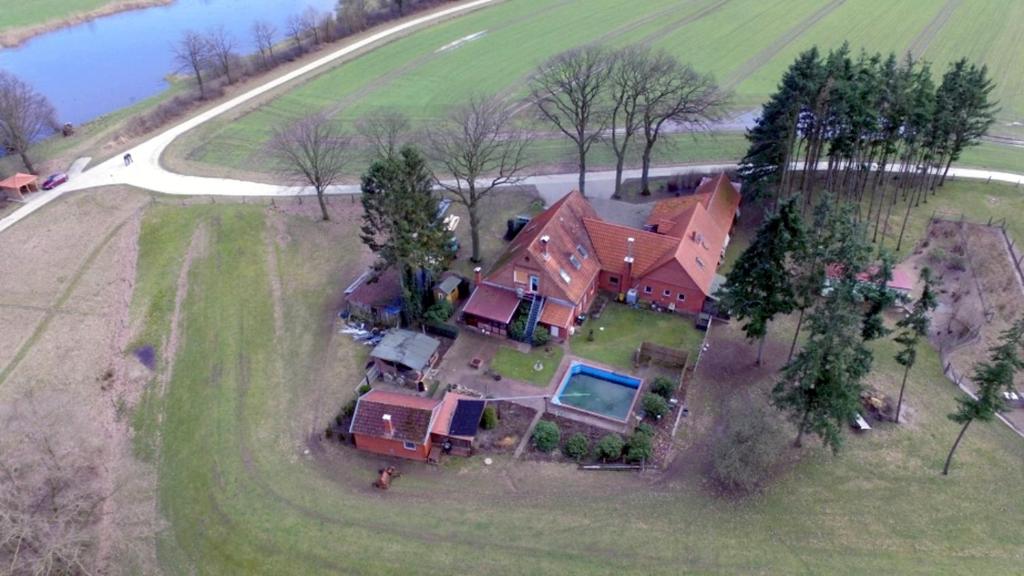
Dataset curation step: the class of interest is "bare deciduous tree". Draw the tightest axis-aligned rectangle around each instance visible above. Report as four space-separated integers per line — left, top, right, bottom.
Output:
206 26 237 84
286 14 305 50
302 7 322 45
606 46 651 197
270 113 350 221
355 108 411 161
637 57 727 194
252 20 277 69
173 30 211 99
427 94 532 263
530 45 611 196
339 0 369 34
0 71 57 174
0 397 104 575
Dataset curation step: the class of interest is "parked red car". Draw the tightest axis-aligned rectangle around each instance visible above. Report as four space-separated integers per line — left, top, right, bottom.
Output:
42 172 68 190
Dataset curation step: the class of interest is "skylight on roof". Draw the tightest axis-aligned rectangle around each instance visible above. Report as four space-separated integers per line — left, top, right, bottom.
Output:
696 256 706 269
559 268 572 283
569 254 582 270
576 244 589 259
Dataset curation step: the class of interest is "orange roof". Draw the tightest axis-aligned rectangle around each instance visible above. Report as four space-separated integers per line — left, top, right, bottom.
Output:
539 300 574 328
583 218 679 278
659 203 727 295
700 173 742 232
0 173 37 189
646 194 706 232
487 190 601 304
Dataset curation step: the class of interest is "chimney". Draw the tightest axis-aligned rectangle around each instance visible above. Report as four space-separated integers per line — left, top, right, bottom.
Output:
624 237 635 264
382 414 394 437
473 266 482 286
540 235 550 260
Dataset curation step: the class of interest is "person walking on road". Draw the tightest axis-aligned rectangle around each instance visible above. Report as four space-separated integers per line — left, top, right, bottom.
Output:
123 153 133 166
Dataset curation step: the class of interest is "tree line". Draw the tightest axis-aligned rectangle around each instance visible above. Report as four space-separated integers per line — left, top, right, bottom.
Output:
739 45 997 252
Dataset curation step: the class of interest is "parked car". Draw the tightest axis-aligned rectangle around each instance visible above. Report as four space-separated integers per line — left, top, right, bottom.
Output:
42 172 68 190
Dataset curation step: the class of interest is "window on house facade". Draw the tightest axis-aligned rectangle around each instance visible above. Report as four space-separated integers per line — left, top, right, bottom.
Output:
529 275 540 292
663 289 671 297
403 441 416 451
514 268 527 284
644 285 653 294
609 275 619 285
677 293 686 301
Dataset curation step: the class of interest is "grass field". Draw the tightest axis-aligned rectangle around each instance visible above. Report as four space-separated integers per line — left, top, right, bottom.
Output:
124 186 1024 574
571 303 704 370
490 345 563 387
172 0 1024 176
0 0 167 35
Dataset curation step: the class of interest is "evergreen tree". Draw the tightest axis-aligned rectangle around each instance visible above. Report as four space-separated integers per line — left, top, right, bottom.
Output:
360 146 449 324
788 197 870 361
717 199 805 365
943 320 1024 475
934 59 998 186
860 252 895 342
893 268 937 423
773 278 873 452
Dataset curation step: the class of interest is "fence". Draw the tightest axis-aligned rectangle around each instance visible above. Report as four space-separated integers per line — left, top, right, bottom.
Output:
635 341 689 369
942 361 1024 440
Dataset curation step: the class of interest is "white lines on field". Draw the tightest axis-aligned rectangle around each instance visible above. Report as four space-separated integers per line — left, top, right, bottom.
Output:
435 30 487 53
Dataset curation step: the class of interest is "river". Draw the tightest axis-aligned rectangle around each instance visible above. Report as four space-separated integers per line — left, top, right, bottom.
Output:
0 0 338 126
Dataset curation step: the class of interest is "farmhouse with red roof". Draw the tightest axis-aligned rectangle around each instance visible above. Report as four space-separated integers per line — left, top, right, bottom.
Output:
462 173 741 340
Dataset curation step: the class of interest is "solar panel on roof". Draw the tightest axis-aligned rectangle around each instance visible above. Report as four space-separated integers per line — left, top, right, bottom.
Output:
449 400 485 436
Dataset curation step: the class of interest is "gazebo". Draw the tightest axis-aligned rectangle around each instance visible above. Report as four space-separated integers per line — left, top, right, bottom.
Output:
0 173 39 201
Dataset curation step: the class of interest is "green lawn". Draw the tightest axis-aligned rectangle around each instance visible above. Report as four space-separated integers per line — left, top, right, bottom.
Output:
125 194 1024 575
173 0 1024 174
490 344 563 388
571 303 704 370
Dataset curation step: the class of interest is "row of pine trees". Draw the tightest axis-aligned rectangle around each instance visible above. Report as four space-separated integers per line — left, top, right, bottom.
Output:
739 45 997 252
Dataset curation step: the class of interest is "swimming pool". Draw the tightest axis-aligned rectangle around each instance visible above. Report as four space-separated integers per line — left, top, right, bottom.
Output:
551 362 643 422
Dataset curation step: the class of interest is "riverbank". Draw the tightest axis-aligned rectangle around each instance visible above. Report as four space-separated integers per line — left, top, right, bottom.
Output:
0 0 173 48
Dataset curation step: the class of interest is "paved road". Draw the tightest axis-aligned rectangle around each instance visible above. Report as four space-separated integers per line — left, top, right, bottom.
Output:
2 0 1024 235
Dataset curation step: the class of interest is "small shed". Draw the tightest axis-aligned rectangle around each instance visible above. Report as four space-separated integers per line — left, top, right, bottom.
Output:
345 268 403 325
349 390 483 462
369 329 441 389
0 173 39 201
433 275 461 305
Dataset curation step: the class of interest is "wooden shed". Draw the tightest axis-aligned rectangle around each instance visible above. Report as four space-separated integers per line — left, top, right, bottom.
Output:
0 173 38 201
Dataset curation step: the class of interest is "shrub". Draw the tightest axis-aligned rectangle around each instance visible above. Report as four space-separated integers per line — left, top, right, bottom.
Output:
532 326 550 346
625 431 653 463
425 322 459 339
595 433 624 461
325 427 333 439
650 376 678 400
710 396 786 493
424 300 453 324
481 405 498 430
532 420 560 453
341 399 357 418
563 432 590 462
508 316 527 341
642 393 670 419
634 422 655 438
357 383 372 396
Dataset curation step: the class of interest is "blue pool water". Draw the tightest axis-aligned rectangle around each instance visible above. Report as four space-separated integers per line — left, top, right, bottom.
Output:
552 362 642 422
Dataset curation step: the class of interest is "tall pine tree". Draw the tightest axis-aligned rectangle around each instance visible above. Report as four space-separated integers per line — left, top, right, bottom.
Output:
716 199 805 365
893 267 937 424
360 146 449 324
943 319 1024 475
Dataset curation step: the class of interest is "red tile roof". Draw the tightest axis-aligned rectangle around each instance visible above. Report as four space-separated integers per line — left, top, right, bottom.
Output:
583 218 680 278
487 191 601 304
462 283 521 323
539 300 574 328
350 390 441 444
478 174 741 307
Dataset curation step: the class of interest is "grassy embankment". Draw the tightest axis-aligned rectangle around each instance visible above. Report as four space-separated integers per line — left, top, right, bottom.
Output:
128 179 1024 574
